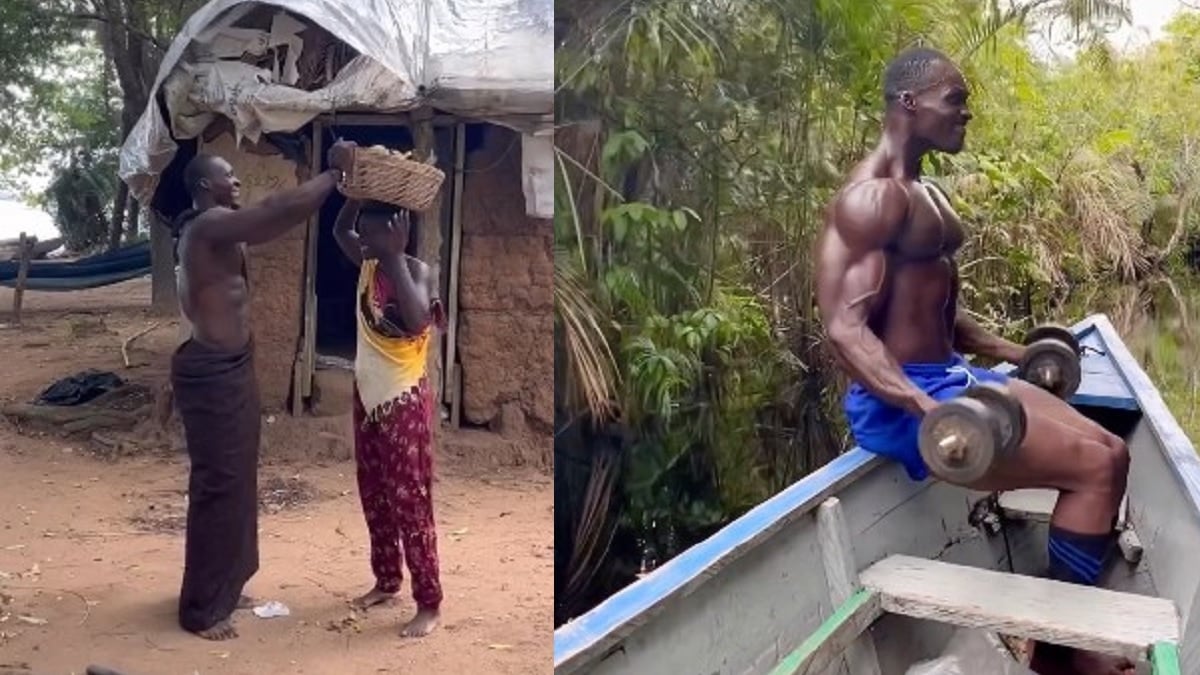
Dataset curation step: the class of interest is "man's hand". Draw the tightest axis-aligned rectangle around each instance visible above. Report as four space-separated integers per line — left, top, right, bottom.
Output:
327 139 357 173
1003 343 1028 366
377 210 411 256
915 394 940 418
953 313 1027 365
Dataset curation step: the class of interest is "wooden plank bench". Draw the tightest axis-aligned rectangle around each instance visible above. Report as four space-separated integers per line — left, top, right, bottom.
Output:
861 555 1178 662
770 499 1180 675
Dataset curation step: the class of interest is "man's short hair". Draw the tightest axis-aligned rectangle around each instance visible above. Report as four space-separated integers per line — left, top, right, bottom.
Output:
883 47 952 105
183 154 221 198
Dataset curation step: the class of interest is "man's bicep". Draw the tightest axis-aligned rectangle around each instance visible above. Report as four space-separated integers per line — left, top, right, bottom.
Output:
192 208 254 244
820 242 885 334
193 203 282 244
822 183 902 318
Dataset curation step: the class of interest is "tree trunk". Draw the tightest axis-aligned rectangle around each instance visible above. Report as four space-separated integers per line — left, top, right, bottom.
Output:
150 211 177 315
107 180 129 251
126 197 141 242
92 0 163 288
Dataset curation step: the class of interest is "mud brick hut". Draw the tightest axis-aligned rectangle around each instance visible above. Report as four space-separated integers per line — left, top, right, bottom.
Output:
118 0 554 439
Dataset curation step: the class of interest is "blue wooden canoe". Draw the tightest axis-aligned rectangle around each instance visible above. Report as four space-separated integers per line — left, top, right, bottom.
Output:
554 314 1196 675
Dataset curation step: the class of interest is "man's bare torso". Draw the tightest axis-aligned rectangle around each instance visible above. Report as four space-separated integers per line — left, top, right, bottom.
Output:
819 155 967 364
177 212 251 351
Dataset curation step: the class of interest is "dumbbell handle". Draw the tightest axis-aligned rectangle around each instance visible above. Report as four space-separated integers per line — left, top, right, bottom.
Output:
938 433 967 462
1031 362 1060 388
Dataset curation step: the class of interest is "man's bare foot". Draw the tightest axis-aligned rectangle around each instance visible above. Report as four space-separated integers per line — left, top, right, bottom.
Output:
400 607 439 637
236 594 255 610
350 587 396 610
193 618 237 641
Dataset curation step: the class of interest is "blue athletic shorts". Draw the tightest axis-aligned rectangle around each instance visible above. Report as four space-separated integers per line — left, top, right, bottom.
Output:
843 354 1010 482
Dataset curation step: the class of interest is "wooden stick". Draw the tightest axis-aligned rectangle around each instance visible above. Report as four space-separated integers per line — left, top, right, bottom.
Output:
293 120 324 417
121 321 162 368
817 498 882 675
12 231 32 325
769 589 882 675
411 106 443 420
450 363 462 429
1 403 138 424
445 122 465 427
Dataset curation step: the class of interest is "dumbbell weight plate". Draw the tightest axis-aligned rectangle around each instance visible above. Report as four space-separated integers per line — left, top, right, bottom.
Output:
962 382 1026 455
1025 324 1080 355
918 397 1000 485
1020 339 1082 399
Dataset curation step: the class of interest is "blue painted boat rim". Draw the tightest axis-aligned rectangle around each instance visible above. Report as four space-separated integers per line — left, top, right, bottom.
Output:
1087 313 1200 515
552 313 1189 671
553 448 884 671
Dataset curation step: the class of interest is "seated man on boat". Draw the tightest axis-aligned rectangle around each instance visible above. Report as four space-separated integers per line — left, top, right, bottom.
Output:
815 46 1133 675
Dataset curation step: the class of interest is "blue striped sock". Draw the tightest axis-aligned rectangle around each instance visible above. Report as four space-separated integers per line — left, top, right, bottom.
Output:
1047 525 1113 586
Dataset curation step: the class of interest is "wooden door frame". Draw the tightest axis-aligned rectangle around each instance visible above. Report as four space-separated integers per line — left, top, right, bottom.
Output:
291 113 466 423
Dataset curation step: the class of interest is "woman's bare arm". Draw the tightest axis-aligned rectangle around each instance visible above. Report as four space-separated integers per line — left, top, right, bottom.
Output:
333 199 364 267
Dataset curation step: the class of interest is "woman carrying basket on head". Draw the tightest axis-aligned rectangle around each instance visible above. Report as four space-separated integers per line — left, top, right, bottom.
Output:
333 196 445 637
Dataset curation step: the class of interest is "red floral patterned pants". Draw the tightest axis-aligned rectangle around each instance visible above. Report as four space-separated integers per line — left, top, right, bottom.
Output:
352 380 442 610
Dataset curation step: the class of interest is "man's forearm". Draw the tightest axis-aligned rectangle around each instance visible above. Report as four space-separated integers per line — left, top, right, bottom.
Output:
262 169 340 228
953 313 1024 363
829 324 935 416
199 169 342 247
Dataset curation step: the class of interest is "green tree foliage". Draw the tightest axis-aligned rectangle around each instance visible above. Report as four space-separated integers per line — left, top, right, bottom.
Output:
0 0 204 250
25 42 123 250
553 0 1200 624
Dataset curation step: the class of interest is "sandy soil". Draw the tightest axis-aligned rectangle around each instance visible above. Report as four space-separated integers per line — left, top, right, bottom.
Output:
0 280 552 675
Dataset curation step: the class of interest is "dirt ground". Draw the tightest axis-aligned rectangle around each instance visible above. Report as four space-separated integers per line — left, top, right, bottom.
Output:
0 279 552 675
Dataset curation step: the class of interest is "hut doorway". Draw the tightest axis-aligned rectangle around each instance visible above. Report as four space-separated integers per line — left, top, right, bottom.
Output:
311 122 419 360
298 115 461 416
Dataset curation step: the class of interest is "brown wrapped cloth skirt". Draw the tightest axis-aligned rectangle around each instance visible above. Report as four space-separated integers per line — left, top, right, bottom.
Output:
170 337 260 632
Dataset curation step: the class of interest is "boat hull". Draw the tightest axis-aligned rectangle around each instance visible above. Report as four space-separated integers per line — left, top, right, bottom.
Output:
554 314 1200 674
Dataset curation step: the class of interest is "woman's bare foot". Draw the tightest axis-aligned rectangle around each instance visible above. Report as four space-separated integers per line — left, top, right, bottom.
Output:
350 587 396 610
193 618 237 641
400 607 439 637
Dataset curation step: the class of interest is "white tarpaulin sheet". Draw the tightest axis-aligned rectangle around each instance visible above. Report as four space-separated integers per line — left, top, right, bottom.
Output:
119 0 553 213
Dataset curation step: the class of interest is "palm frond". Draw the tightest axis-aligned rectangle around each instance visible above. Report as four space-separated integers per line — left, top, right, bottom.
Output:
555 249 620 422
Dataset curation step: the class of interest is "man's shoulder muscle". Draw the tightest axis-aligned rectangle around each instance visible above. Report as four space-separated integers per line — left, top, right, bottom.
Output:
830 178 908 250
188 208 250 252
188 207 234 235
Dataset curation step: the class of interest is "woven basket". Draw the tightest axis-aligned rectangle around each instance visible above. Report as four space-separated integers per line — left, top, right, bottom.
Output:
338 145 446 211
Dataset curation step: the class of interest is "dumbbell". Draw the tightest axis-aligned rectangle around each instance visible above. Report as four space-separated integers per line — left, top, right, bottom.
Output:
918 382 1027 484
1016 324 1081 399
